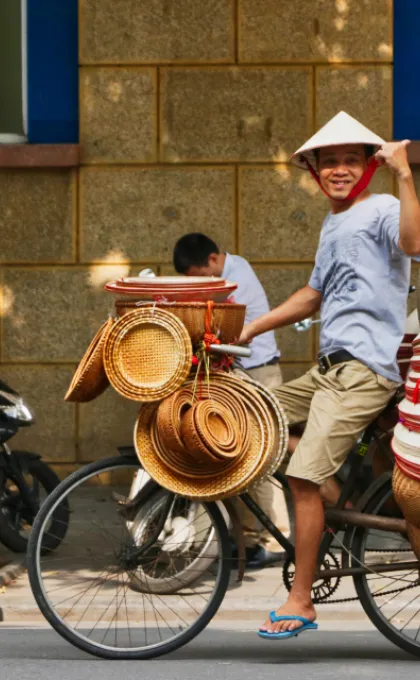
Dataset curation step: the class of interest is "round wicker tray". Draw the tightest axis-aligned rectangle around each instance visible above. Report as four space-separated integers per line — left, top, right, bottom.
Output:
104 308 192 402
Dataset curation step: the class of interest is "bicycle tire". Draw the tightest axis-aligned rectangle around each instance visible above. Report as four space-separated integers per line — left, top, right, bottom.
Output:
352 476 420 658
27 455 232 660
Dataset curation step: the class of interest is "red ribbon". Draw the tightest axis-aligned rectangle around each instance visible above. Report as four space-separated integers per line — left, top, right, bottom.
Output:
306 157 379 202
413 379 420 404
203 301 220 351
403 380 420 404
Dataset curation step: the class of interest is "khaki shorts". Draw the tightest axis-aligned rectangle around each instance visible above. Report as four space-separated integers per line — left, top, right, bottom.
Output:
274 361 399 486
244 362 283 390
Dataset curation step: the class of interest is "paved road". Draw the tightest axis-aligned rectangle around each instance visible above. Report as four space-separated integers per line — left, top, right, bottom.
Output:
0 628 417 679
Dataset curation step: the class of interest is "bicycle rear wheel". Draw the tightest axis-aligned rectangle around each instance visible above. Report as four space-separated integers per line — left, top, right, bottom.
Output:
27 456 231 660
352 475 420 657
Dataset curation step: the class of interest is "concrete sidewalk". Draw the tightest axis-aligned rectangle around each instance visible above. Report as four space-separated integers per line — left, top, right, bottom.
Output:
0 558 374 630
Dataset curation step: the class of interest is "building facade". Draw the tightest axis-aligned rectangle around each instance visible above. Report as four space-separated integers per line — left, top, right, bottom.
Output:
1 0 416 477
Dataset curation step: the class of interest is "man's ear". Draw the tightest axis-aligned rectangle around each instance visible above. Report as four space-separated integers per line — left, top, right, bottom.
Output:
208 253 219 266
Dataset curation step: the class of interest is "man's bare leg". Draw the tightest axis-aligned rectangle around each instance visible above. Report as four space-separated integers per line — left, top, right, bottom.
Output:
288 434 300 454
260 477 323 634
319 475 352 508
289 432 350 508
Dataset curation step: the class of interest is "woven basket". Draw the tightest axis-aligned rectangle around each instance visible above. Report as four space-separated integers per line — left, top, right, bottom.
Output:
180 405 228 465
193 400 240 458
181 400 241 464
148 383 250 480
156 389 192 453
64 317 114 403
393 466 420 559
150 404 235 480
134 371 284 501
115 301 246 345
104 308 192 402
236 371 289 488
393 465 420 526
208 374 276 493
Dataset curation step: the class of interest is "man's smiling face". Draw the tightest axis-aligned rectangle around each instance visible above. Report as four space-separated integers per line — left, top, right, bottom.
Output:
317 144 368 201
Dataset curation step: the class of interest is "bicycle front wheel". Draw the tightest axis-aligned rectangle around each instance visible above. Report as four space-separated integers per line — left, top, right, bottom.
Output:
27 456 231 660
352 475 420 658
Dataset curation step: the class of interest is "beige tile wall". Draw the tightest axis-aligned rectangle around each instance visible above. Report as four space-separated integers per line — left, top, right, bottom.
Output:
0 0 396 469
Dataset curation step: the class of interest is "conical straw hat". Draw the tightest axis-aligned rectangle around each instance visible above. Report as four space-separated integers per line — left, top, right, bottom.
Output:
290 111 385 170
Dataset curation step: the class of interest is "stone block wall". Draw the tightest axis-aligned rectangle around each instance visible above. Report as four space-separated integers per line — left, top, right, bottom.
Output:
0 0 406 475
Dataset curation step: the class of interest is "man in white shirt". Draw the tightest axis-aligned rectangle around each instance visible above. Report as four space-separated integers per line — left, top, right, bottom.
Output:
173 233 291 569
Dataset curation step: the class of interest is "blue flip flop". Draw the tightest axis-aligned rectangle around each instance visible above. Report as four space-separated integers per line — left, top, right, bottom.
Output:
258 612 318 640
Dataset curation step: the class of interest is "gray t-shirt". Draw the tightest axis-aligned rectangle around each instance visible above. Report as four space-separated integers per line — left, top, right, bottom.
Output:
222 253 280 369
309 193 409 383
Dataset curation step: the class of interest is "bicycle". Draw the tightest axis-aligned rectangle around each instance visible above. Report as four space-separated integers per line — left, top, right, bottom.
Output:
26 386 419 660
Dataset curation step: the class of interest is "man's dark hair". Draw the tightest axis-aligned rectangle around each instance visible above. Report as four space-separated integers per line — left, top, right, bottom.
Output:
314 144 375 163
173 233 220 274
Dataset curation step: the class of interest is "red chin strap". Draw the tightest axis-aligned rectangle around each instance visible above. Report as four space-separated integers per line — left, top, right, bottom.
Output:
305 157 379 202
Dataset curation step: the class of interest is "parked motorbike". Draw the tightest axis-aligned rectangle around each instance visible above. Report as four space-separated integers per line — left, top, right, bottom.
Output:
0 379 69 553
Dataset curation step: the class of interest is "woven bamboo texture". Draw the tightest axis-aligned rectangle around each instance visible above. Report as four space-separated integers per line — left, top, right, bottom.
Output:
193 400 240 458
104 308 192 402
64 317 114 403
236 371 289 488
156 389 192 454
134 371 288 500
393 465 420 525
393 465 420 559
180 401 241 464
115 301 246 344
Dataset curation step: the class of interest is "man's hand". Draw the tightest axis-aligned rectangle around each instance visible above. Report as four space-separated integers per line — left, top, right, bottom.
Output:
237 285 322 345
238 323 255 346
375 140 411 180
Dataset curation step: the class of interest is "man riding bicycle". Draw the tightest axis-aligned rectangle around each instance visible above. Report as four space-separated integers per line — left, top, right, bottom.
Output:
238 111 420 639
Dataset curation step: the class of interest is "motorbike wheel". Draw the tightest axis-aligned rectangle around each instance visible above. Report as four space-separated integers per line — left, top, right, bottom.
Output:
0 457 69 553
128 489 222 594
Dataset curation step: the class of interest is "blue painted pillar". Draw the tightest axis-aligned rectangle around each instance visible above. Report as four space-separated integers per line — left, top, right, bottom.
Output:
394 1 420 140
27 0 78 143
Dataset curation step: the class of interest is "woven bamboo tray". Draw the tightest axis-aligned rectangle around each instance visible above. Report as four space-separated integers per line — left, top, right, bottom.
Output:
149 382 251 480
150 409 228 479
65 317 114 403
193 400 240 459
180 401 241 464
235 371 289 488
134 372 279 500
104 308 192 402
156 389 192 454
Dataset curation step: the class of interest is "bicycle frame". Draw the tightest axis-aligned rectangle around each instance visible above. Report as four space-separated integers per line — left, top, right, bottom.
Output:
120 401 415 576
238 417 416 579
